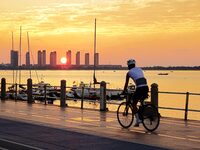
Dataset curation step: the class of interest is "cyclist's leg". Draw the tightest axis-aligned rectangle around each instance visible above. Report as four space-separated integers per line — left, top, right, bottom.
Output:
131 89 141 127
131 92 139 114
133 100 141 127
133 86 149 126
132 87 145 113
132 98 139 114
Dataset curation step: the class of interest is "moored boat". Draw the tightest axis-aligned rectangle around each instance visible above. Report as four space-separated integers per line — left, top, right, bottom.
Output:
158 73 169 75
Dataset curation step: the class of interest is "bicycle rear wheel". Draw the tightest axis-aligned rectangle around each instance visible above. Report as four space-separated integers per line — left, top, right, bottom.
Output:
117 102 134 128
141 104 160 132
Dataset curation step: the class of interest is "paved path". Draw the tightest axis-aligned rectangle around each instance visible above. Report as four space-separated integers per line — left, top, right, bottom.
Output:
0 100 200 150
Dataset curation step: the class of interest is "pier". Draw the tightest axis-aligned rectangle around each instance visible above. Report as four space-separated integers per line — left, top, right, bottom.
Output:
0 100 200 149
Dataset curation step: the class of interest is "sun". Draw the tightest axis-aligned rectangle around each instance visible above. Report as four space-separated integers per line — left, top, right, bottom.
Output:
60 57 67 64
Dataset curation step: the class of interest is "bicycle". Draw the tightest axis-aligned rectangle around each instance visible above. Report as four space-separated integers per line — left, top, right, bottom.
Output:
117 87 160 132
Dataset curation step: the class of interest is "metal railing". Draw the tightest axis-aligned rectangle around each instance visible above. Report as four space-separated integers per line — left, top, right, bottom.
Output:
158 91 200 121
1 78 200 121
0 78 107 111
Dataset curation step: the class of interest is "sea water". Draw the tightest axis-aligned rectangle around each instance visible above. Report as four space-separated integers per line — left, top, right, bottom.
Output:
0 70 200 120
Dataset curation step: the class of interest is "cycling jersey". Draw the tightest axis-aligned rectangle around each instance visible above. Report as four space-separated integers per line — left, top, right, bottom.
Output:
128 67 147 88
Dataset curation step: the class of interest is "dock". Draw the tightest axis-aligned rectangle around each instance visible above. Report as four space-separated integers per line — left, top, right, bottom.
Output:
0 100 199 150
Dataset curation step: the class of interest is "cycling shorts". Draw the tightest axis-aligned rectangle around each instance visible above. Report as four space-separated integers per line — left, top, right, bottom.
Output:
132 86 149 104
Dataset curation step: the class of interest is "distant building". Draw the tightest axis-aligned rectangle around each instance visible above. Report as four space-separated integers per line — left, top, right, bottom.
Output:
94 53 99 66
76 51 80 66
42 50 46 66
26 52 30 66
37 50 42 66
10 50 18 67
37 50 46 66
66 50 71 66
85 53 89 66
50 51 57 66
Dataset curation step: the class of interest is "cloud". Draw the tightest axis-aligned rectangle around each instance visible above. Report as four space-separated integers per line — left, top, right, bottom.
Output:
0 0 200 36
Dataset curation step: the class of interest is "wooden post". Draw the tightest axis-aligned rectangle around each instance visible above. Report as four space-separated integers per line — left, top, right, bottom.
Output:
1 78 6 100
60 80 66 108
151 83 158 108
44 85 47 105
15 83 18 101
100 81 107 111
184 92 189 121
81 86 84 109
27 78 33 103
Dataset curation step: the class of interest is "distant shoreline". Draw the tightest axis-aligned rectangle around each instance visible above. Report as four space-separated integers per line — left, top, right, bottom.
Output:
0 65 200 70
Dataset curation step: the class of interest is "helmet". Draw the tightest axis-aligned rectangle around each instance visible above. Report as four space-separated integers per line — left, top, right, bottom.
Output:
127 59 136 66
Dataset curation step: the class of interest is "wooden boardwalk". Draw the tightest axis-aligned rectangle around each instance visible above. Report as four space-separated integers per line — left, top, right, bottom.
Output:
0 100 200 150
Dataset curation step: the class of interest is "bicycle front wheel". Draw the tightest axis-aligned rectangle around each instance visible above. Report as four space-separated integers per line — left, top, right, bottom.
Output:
117 102 134 128
141 104 160 132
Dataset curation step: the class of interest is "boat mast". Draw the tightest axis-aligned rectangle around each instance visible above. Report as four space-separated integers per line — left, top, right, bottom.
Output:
27 33 40 83
12 31 14 50
27 32 32 79
19 26 22 85
93 18 97 87
12 31 15 85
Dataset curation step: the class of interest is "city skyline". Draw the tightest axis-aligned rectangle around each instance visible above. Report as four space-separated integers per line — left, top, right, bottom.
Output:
0 0 200 66
9 49 100 66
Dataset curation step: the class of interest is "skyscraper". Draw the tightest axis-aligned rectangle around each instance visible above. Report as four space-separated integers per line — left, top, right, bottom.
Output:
26 52 30 66
85 53 89 66
50 51 57 66
38 50 46 66
76 51 80 66
38 50 42 66
10 50 18 67
42 50 46 66
66 50 71 66
94 53 99 66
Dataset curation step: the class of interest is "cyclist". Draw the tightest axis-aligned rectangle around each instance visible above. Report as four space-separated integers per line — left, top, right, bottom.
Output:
122 59 149 127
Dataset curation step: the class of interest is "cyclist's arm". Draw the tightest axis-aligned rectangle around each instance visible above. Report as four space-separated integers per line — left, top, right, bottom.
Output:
122 73 130 93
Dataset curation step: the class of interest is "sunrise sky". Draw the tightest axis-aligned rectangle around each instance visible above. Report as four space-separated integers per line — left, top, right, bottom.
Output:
0 0 200 66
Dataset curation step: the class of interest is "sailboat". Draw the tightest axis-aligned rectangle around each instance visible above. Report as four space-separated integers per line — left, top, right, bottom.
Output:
8 28 57 101
72 19 99 99
93 18 100 85
7 27 28 100
72 19 122 100
26 32 59 102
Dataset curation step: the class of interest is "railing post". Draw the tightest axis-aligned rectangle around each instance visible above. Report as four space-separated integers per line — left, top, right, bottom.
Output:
1 78 6 100
44 85 47 105
60 80 66 108
100 81 107 111
151 83 158 108
27 78 33 103
81 86 84 109
14 83 18 101
184 92 189 121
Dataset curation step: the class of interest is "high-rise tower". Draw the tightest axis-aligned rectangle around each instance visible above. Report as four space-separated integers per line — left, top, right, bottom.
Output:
42 50 46 66
10 50 18 67
26 52 30 66
50 51 57 66
76 51 80 66
85 53 89 66
94 53 99 66
37 50 42 66
66 50 71 66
